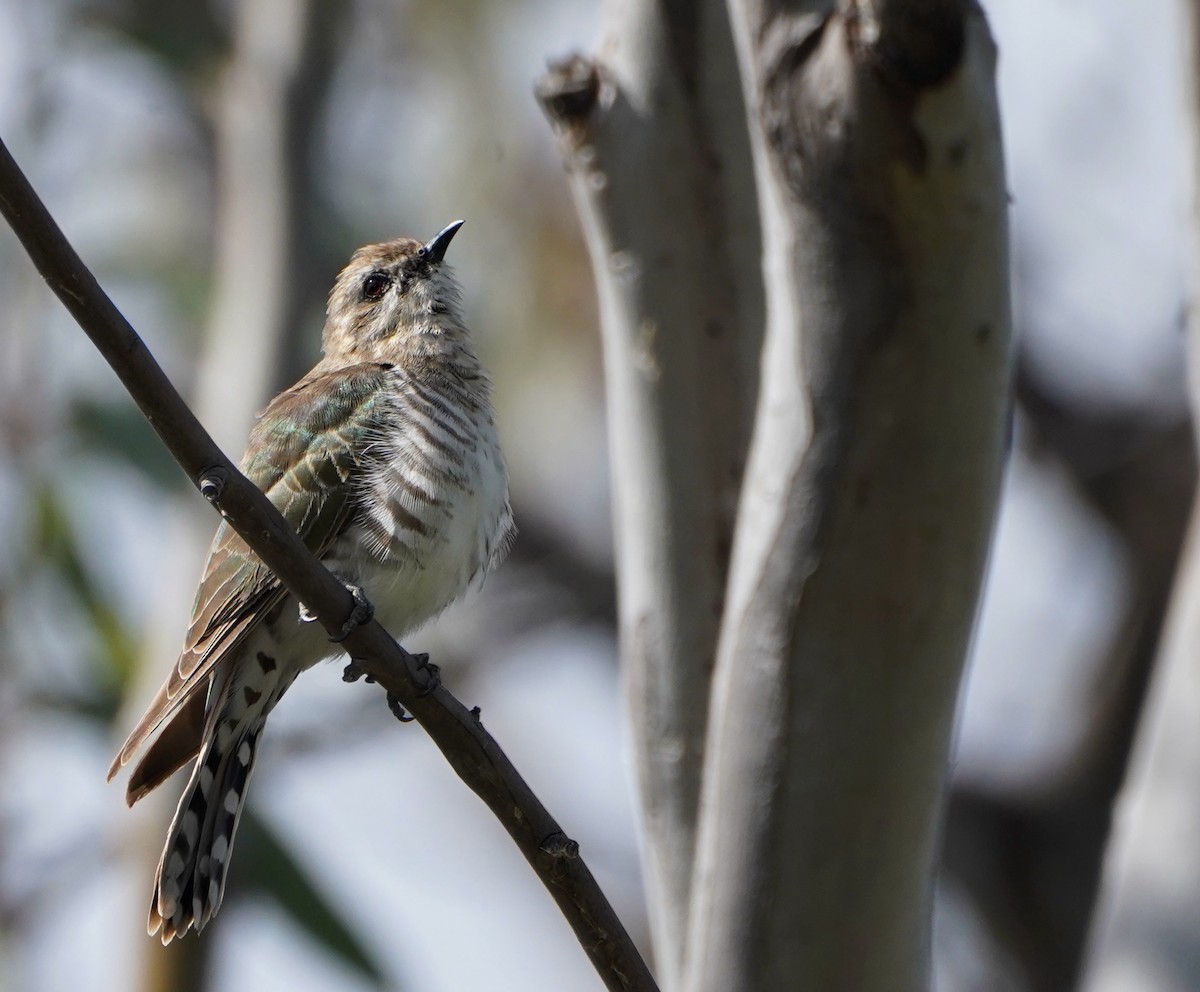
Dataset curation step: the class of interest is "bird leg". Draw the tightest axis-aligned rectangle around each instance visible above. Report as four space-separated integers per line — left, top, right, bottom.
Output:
329 584 374 643
342 651 436 724
342 656 410 720
341 659 374 684
413 656 441 696
385 654 440 723
385 692 415 723
298 583 374 640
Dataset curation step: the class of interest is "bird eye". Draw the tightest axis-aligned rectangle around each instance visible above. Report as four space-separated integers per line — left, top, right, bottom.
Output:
362 272 389 301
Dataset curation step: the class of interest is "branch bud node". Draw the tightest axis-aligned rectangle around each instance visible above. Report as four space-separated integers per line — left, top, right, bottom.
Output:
198 467 227 503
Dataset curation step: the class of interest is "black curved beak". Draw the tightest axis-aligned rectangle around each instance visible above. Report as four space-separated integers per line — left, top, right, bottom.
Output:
423 220 464 264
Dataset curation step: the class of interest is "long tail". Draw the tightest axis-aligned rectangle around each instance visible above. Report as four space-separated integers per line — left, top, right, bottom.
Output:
149 714 266 942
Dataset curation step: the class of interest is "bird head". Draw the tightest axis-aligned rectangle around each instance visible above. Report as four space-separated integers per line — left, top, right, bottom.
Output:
322 220 467 363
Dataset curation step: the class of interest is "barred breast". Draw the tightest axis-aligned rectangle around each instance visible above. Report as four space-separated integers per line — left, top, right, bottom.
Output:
327 367 514 640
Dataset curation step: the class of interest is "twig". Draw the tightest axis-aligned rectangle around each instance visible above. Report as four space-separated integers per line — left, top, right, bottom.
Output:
0 135 657 992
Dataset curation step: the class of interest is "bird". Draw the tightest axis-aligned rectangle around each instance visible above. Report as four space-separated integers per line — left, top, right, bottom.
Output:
107 221 515 943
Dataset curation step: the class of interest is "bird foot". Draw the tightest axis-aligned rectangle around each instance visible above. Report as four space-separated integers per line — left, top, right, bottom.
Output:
329 585 374 643
344 650 438 723
386 691 416 723
382 654 439 723
341 659 375 684
410 653 441 697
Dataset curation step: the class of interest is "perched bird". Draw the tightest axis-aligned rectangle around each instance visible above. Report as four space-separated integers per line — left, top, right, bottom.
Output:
108 221 515 943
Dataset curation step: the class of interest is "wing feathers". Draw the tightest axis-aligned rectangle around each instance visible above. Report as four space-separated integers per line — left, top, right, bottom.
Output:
110 363 395 794
123 690 207 806
106 600 273 784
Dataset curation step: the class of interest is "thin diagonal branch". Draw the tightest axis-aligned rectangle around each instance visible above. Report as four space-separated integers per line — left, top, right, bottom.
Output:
0 135 657 992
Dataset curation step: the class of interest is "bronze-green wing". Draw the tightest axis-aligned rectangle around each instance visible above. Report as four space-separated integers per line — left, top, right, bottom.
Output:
108 362 396 802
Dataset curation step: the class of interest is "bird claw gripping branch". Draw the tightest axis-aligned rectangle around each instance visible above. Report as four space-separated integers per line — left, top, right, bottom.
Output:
329 584 374 643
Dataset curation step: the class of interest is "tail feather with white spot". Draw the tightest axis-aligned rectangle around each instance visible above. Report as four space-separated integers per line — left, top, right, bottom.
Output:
148 716 264 942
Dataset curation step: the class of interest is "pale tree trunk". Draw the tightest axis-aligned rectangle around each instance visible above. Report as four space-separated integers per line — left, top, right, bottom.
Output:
689 4 1009 990
541 1 1010 990
537 3 763 986
1080 2 1200 988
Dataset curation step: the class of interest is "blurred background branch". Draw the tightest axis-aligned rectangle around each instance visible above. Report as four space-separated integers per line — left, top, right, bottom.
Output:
1077 0 1200 988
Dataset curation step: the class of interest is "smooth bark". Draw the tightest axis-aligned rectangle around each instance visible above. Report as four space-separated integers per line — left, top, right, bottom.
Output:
537 3 762 983
684 3 1010 990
